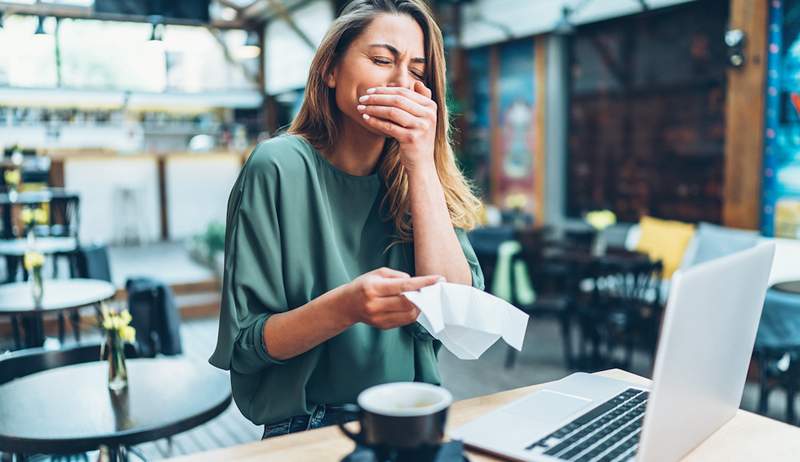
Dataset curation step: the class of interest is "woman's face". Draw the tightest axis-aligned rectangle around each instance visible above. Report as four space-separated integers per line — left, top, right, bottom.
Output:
327 13 427 136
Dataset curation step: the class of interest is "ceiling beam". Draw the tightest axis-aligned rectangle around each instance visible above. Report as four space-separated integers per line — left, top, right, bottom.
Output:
0 1 245 29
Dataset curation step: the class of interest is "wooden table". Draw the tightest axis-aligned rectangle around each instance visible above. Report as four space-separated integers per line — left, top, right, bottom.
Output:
165 369 800 462
0 358 231 459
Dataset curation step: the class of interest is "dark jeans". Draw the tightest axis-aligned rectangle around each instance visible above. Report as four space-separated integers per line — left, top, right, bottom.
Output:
262 404 356 440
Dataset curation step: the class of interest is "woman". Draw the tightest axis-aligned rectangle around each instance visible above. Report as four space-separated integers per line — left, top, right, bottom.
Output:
210 0 485 439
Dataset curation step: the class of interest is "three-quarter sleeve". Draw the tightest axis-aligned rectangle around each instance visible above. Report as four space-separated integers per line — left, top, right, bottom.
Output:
209 151 289 375
455 227 485 291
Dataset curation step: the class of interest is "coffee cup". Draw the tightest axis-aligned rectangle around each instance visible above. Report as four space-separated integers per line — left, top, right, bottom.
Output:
338 382 453 449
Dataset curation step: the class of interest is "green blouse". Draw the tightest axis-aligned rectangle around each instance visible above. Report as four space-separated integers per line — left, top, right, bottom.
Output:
209 135 484 426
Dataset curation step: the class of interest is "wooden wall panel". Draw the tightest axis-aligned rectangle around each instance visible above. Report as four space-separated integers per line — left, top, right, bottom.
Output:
535 37 548 222
723 0 768 229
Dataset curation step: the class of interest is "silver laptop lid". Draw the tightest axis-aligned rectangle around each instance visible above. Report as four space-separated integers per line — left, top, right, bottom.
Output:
637 242 775 462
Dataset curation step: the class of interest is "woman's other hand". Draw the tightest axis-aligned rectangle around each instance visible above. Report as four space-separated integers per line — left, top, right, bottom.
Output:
343 267 442 329
356 81 437 173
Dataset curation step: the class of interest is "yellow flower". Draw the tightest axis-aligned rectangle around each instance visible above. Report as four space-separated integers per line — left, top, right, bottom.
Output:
585 210 617 231
120 325 136 343
23 251 44 271
504 193 528 210
33 208 48 225
20 208 33 225
4 169 21 186
120 310 132 327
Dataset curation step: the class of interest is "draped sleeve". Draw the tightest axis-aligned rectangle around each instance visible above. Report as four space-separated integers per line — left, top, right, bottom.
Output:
209 146 290 374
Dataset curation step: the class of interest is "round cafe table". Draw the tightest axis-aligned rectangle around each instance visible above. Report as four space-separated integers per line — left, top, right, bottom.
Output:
0 358 232 460
0 237 77 257
0 278 116 348
0 236 79 282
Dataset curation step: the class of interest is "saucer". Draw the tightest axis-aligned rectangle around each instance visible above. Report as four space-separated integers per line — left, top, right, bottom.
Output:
341 440 469 462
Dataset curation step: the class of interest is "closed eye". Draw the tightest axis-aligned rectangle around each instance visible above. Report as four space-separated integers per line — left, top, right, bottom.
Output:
371 56 392 65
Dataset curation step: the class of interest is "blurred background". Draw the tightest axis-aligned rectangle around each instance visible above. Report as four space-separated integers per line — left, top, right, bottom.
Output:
2 0 800 460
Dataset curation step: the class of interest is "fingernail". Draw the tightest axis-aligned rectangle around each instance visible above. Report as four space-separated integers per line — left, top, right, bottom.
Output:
362 114 370 120
357 105 366 111
366 88 376 94
359 95 369 102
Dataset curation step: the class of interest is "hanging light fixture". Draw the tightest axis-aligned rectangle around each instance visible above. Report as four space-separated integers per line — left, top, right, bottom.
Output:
237 30 261 60
553 7 574 36
148 15 165 42
34 16 47 35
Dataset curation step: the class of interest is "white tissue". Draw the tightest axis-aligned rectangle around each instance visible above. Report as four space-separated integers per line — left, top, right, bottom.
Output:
402 282 530 360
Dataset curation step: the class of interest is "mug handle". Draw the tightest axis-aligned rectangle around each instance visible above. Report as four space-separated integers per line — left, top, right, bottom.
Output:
337 403 364 445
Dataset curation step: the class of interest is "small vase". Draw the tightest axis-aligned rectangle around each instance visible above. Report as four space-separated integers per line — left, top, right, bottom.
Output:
591 232 608 257
30 267 44 306
105 330 128 393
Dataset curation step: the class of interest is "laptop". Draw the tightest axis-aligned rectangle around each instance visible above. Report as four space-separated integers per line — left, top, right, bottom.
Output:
451 242 776 462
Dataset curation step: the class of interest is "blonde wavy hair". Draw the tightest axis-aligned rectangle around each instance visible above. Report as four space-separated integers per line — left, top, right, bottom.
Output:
288 0 481 242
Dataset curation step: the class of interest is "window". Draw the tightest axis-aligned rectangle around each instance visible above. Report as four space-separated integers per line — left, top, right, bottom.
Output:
0 16 58 87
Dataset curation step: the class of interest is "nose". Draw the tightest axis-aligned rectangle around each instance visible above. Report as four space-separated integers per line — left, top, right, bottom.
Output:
387 66 414 90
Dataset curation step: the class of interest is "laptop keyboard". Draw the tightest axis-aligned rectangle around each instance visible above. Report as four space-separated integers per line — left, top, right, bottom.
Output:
525 388 648 462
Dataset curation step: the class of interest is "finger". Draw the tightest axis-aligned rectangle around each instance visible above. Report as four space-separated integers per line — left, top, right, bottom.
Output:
358 104 422 129
414 80 433 99
370 307 420 329
358 94 428 117
371 295 420 314
361 113 413 142
367 86 434 108
374 267 410 279
373 274 443 295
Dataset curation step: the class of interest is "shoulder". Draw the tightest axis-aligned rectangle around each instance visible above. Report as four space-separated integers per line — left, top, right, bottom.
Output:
243 135 315 181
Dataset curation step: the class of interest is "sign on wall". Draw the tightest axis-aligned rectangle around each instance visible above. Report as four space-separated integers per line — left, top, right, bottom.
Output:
765 0 800 238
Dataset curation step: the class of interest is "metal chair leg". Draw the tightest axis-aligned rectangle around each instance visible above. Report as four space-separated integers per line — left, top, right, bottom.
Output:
559 316 574 370
11 316 21 350
58 312 66 345
69 308 82 343
757 353 771 415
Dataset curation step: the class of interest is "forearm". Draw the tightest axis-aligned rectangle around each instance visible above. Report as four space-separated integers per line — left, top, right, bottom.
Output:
408 167 472 285
263 285 353 361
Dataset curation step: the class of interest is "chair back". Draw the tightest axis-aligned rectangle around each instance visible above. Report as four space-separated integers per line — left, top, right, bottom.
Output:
70 243 113 282
468 226 514 293
49 193 80 239
126 277 183 357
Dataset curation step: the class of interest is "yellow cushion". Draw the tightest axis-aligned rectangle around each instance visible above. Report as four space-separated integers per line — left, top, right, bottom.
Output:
635 216 695 278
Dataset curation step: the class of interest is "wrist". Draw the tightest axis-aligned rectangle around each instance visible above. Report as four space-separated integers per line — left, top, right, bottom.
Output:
327 282 360 328
405 162 439 186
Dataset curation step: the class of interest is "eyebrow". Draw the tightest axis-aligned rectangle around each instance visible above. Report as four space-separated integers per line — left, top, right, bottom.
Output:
368 43 426 64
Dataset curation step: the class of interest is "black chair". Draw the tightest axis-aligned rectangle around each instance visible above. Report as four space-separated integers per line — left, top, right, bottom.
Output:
577 258 663 372
69 243 113 283
505 228 576 370
126 277 182 357
59 243 114 344
467 226 514 294
0 342 138 462
48 192 80 240
49 192 81 283
753 287 800 425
